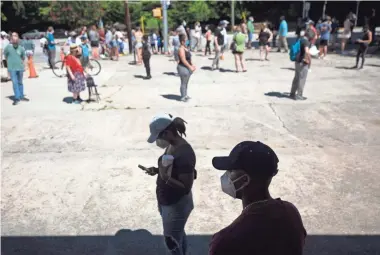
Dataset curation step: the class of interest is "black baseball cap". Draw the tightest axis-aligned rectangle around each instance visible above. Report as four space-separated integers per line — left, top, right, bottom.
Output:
212 141 279 177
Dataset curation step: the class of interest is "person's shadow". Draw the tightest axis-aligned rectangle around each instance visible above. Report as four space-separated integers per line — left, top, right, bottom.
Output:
264 91 292 99
162 72 178 76
161 94 182 101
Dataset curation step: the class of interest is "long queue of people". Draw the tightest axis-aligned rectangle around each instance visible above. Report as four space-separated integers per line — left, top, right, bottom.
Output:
142 113 306 255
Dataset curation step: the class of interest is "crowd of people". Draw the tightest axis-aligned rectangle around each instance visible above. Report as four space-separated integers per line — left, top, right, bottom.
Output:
143 113 306 255
1 9 377 106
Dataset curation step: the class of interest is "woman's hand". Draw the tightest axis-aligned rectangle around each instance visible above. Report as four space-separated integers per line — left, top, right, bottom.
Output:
145 167 158 176
71 76 76 81
190 65 196 72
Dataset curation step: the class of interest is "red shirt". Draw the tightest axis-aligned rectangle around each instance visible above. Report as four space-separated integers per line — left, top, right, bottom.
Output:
209 199 306 255
65 55 84 73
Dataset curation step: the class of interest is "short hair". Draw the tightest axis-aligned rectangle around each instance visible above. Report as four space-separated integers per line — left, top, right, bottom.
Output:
48 26 54 32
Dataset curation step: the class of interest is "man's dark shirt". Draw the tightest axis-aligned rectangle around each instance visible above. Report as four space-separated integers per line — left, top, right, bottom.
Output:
214 28 224 46
209 198 307 255
297 37 310 63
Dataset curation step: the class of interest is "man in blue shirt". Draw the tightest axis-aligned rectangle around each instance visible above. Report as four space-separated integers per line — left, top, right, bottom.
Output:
277 16 289 53
317 18 332 59
46 26 56 68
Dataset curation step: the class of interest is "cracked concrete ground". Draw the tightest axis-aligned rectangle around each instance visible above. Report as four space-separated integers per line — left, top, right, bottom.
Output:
1 50 380 255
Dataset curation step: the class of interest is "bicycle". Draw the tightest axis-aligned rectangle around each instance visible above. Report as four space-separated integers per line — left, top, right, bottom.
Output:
52 52 102 78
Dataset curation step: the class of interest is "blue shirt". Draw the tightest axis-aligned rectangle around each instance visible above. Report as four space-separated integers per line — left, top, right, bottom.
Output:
80 44 89 57
279 20 288 37
317 23 331 40
47 32 55 50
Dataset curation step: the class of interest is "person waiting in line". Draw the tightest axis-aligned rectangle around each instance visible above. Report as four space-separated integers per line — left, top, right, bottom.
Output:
257 23 273 61
341 15 352 54
79 36 90 71
204 25 212 56
354 25 372 69
247 16 254 49
209 141 306 255
316 17 332 60
192 22 202 52
135 27 143 64
177 34 196 102
145 113 196 255
150 30 158 54
88 25 100 59
277 16 289 53
212 22 225 70
290 30 312 101
46 26 56 69
232 26 247 72
172 31 180 63
65 44 87 104
110 29 119 61
142 35 152 79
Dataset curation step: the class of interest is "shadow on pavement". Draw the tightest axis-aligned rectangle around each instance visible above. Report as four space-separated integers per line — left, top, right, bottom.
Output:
128 61 137 66
62 97 74 104
219 68 235 73
335 66 357 70
264 91 292 99
2 233 380 255
162 72 178 76
134 75 146 79
245 58 262 62
161 94 181 101
280 67 295 71
6 96 16 101
366 63 380 67
200 66 213 71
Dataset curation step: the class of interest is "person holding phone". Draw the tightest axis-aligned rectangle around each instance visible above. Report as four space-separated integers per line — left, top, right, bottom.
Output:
142 113 196 255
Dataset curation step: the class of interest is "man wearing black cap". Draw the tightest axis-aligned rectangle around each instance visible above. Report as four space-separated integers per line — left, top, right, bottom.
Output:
209 141 306 255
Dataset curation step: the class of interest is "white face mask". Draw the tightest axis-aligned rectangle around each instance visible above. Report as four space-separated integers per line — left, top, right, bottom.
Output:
220 171 250 198
156 139 170 149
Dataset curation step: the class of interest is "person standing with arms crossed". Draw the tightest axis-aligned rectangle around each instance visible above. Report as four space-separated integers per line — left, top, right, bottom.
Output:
4 32 29 105
144 113 196 255
142 35 152 79
354 25 372 69
177 34 196 102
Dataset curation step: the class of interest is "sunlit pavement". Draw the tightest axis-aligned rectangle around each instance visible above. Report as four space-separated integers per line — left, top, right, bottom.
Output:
1 49 380 254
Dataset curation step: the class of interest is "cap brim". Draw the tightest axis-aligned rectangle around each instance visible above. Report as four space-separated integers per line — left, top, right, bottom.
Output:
212 156 236 170
147 133 158 143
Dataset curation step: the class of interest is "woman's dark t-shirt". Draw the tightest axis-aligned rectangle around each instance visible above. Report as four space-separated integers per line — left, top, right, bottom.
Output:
156 144 196 205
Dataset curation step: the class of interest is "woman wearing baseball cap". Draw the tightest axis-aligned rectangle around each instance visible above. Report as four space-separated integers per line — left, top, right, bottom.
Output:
144 113 196 255
209 141 306 255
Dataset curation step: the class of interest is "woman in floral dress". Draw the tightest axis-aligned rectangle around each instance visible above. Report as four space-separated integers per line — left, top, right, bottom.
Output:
66 44 86 104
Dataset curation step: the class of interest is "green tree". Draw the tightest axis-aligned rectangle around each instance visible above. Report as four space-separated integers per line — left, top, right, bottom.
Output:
41 1 104 28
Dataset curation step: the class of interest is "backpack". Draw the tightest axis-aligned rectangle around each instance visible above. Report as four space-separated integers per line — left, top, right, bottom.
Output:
289 39 301 61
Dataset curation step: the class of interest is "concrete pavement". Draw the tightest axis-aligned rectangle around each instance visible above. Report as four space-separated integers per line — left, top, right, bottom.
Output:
1 49 380 254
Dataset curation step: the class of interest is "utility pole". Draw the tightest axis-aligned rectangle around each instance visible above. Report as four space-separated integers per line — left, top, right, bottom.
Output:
231 0 235 29
161 0 169 54
125 0 132 54
355 0 360 27
322 0 327 20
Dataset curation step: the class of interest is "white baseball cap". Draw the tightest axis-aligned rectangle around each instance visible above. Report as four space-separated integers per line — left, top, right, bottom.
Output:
1 31 7 36
147 113 174 143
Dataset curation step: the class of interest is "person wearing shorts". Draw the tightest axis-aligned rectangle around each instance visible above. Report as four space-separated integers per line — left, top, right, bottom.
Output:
79 37 90 68
258 23 273 61
316 18 331 59
341 16 352 54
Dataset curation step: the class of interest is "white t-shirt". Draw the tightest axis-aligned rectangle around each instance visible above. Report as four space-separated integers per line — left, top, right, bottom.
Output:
194 25 201 38
222 28 228 45
343 19 351 33
116 31 124 42
39 37 47 47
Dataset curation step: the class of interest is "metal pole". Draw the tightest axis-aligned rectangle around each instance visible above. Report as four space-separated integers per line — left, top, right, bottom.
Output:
231 0 235 29
322 0 327 20
162 1 168 53
355 1 360 27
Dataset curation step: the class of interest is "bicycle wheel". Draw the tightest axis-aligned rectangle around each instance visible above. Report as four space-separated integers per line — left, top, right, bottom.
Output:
87 59 101 76
52 60 67 78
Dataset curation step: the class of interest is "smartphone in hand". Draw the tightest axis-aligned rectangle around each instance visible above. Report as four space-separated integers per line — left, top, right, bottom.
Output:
138 165 158 176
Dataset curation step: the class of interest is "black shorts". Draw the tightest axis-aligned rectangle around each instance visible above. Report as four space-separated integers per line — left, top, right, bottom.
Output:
90 41 99 47
259 41 270 47
320 39 328 46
